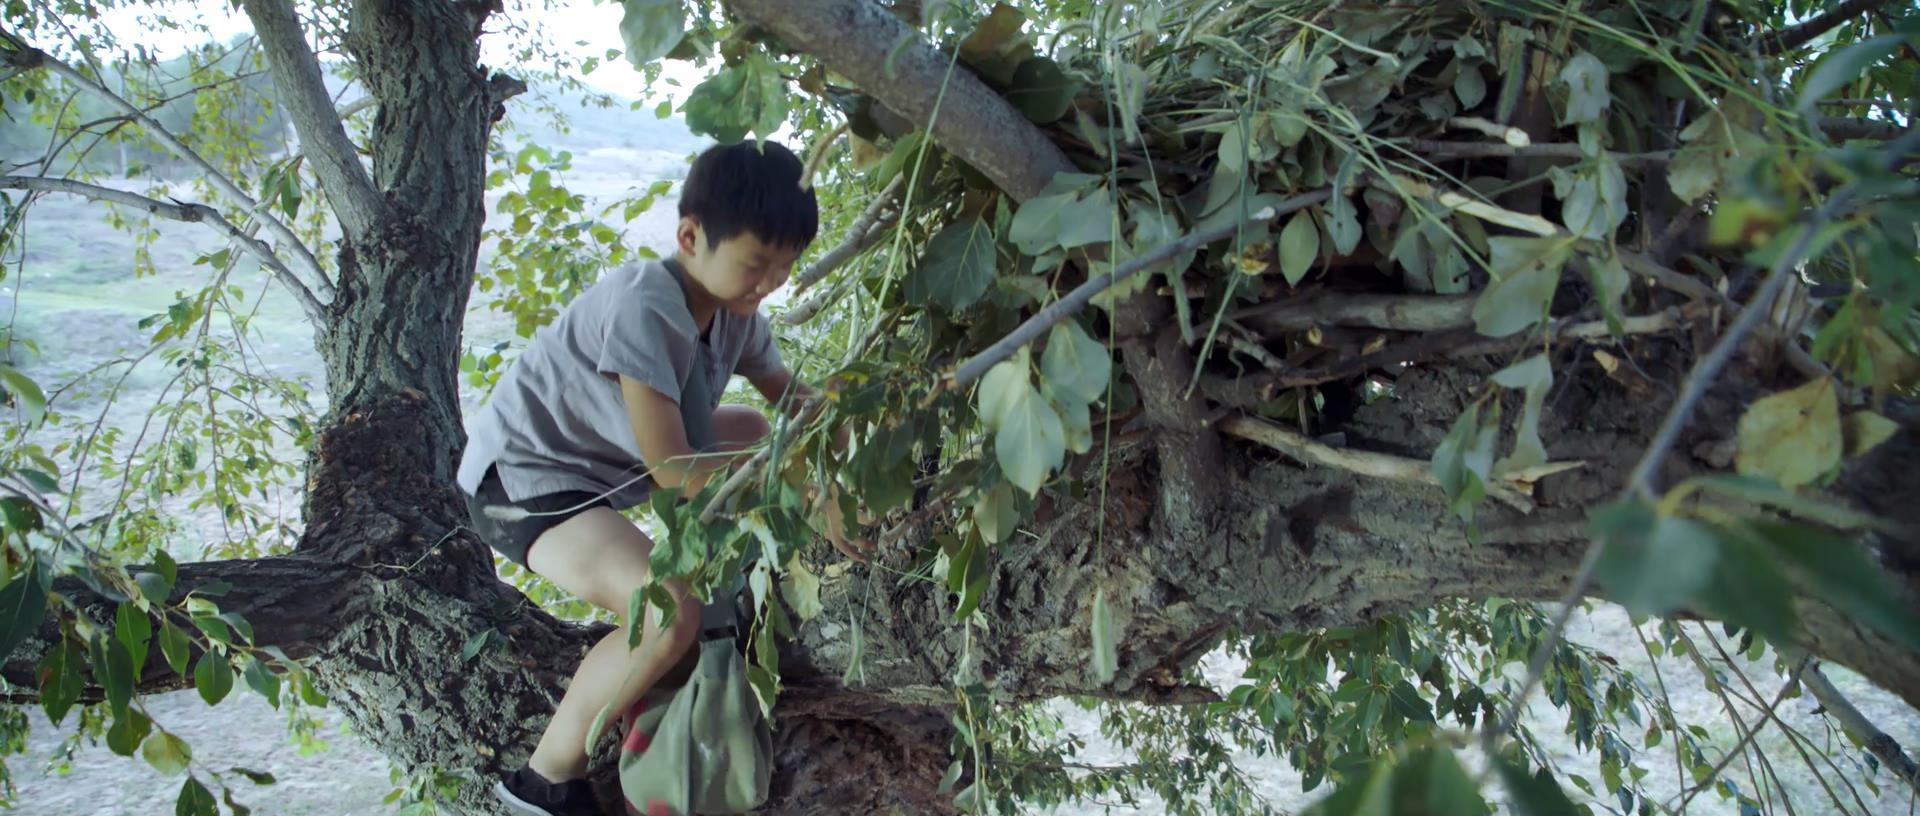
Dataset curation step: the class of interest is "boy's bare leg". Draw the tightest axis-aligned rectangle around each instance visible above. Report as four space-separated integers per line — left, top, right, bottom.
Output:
522 508 698 781
518 406 773 781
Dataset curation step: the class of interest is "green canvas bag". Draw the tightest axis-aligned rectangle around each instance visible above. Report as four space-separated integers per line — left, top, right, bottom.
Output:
617 585 772 816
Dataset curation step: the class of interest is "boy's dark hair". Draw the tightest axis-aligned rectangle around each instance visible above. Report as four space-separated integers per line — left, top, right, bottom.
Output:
678 141 819 251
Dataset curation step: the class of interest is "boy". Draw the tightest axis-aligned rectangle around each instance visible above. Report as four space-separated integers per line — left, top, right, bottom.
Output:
457 140 862 815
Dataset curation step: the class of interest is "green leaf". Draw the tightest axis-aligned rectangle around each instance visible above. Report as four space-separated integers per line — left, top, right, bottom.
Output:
585 701 615 752
1454 60 1487 109
1668 145 1719 203
0 363 47 424
1495 755 1580 816
142 731 192 776
1007 57 1078 123
1558 52 1610 125
176 776 218 816
619 0 684 68
1040 321 1110 405
231 767 276 786
972 483 1017 545
1586 253 1630 335
16 468 59 493
0 559 48 663
135 571 173 607
956 2 1031 85
1492 355 1552 475
1430 404 1498 522
1841 410 1898 458
1797 34 1904 113
159 620 192 677
107 707 152 757
243 657 280 708
1090 587 1118 684
1593 503 1721 617
1735 377 1842 489
1278 211 1321 285
1471 237 1568 337
115 602 151 693
37 635 83 725
937 759 964 795
1757 521 1920 650
461 627 496 662
781 558 823 622
977 348 1031 431
908 217 996 312
1326 196 1362 257
1552 157 1626 240
1054 392 1093 454
746 663 779 719
1394 747 1485 815
0 496 41 535
681 54 788 144
986 362 1067 496
193 651 234 706
1697 528 1798 646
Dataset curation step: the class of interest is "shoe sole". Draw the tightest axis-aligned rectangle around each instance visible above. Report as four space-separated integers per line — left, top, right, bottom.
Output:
492 779 563 816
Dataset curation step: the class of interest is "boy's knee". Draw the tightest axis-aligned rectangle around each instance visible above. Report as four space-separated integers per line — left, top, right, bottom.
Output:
713 405 771 448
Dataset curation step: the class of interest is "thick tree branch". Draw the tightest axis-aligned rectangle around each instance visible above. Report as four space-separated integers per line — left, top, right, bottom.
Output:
726 0 1073 202
1761 0 1891 54
0 37 331 293
1819 116 1909 141
0 554 358 695
239 0 386 238
0 176 328 323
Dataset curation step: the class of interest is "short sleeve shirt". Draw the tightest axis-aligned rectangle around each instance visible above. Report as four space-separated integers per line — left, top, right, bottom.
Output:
456 259 784 508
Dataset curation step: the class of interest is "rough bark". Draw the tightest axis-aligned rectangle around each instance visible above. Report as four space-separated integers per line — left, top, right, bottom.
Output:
727 0 1075 202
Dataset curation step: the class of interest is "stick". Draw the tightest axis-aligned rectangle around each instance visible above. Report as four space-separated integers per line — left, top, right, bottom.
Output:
1215 415 1562 513
0 176 327 324
951 189 1332 388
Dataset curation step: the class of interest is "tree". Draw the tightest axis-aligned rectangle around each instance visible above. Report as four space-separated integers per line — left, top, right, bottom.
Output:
1 0 1918 813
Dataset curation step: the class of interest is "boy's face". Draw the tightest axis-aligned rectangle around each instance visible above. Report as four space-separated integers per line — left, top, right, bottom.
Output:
678 218 801 315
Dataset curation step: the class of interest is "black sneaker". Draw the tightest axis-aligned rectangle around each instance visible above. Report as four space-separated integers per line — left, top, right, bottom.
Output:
492 765 599 816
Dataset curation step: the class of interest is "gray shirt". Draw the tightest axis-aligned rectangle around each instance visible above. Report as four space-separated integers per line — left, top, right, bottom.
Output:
456 259 784 508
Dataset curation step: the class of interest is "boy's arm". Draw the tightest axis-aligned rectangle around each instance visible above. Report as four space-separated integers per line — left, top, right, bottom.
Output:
619 374 737 494
748 366 849 452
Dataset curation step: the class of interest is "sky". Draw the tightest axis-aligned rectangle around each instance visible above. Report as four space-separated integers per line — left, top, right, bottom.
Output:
100 0 710 106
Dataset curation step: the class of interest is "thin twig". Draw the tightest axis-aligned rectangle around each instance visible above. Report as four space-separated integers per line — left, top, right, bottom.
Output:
1760 0 1891 55
0 175 327 323
1803 661 1920 793
0 38 331 291
1408 140 1676 166
951 189 1331 388
697 397 828 524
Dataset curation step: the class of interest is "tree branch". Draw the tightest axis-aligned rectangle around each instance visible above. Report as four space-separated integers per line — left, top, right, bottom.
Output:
1820 117 1909 141
789 174 903 297
1229 292 1478 336
239 0 386 237
1802 662 1920 792
1760 0 1891 54
1217 414 1557 512
0 37 331 293
726 0 1073 202
0 176 328 323
951 190 1330 388
1407 140 1676 166
0 554 358 696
